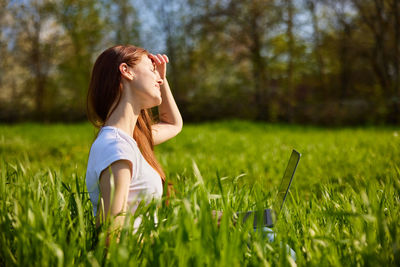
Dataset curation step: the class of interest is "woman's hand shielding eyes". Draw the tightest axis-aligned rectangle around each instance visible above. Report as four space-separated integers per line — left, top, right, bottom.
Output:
149 53 169 80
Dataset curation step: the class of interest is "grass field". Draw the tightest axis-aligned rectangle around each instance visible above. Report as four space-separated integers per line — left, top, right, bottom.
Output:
1 121 399 266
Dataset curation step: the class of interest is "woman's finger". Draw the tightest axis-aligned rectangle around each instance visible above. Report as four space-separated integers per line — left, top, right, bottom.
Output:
162 54 169 63
150 53 161 64
157 54 165 64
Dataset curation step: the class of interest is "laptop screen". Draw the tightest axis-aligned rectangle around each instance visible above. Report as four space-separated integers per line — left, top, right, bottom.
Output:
272 150 301 217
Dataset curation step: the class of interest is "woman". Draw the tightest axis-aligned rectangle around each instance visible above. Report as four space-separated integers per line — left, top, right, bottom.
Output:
85 45 296 261
85 45 182 239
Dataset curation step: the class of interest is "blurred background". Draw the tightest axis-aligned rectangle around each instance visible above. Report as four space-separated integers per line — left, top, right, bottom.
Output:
0 0 399 125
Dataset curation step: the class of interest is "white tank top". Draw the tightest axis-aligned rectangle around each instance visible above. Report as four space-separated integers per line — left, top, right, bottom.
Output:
86 126 163 227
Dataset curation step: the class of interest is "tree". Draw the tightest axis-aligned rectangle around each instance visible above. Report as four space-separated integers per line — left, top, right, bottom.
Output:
285 0 295 121
187 0 284 120
10 0 61 119
352 0 400 121
305 0 326 94
330 0 356 100
0 0 9 88
112 0 141 45
55 0 105 118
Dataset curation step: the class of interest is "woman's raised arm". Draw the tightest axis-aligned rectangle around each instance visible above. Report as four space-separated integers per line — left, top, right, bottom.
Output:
149 54 183 145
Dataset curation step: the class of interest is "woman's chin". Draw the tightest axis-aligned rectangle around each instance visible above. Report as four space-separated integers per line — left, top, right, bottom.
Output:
154 95 162 106
144 97 162 109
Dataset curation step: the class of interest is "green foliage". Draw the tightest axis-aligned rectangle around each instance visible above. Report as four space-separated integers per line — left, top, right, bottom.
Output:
1 0 400 123
0 121 399 266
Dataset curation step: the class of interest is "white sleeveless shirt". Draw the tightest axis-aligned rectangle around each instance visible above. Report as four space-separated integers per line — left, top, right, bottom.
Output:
86 126 163 225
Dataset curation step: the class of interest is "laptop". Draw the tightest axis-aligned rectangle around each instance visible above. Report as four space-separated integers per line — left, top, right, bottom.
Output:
237 149 301 228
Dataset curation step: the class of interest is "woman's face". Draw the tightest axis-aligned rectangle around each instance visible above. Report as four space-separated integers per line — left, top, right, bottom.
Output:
128 54 163 109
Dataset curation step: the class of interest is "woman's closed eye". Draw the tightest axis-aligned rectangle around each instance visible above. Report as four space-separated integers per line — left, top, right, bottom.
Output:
149 58 156 72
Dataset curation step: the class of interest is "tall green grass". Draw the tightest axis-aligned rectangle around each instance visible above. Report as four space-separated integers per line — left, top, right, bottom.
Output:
0 121 399 266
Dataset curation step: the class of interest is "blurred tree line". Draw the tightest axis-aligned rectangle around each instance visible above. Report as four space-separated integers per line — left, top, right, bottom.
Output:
0 0 399 125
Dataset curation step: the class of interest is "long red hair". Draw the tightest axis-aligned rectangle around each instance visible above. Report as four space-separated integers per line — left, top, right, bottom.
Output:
87 45 165 181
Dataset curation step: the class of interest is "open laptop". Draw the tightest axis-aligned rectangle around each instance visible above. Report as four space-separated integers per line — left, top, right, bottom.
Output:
237 149 301 228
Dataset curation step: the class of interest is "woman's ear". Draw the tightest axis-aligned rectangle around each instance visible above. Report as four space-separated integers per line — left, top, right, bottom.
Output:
119 63 135 80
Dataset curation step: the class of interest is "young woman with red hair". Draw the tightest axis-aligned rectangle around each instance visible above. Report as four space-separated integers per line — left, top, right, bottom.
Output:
85 45 182 239
85 45 296 261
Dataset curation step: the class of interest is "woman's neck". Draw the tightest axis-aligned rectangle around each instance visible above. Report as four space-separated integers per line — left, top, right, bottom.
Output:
104 98 141 138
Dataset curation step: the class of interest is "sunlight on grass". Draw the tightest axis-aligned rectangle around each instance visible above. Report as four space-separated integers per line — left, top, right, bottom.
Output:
0 121 399 266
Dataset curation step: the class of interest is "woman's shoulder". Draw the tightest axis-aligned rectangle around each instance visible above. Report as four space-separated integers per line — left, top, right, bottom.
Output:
87 126 139 177
90 126 138 157
86 126 140 187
